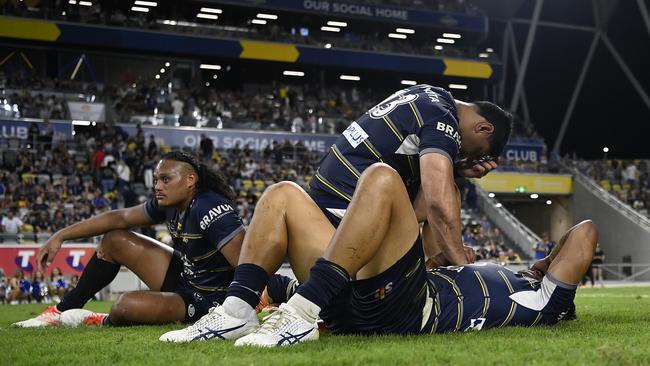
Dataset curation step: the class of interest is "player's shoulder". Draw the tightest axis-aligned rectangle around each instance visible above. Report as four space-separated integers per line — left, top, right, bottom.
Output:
409 84 456 114
192 191 234 215
191 191 240 229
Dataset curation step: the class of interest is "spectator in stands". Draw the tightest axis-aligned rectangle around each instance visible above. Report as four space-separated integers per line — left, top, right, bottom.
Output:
30 270 48 303
1 209 24 238
592 244 605 288
0 273 6 304
198 134 213 159
48 267 67 302
505 249 521 264
8 269 29 304
533 233 550 260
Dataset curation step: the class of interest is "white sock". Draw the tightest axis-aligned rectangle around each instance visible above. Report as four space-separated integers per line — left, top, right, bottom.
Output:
222 296 255 319
286 293 321 324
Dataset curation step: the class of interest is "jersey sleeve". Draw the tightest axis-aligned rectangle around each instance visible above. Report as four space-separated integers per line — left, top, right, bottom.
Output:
417 90 460 163
193 198 245 251
143 197 167 224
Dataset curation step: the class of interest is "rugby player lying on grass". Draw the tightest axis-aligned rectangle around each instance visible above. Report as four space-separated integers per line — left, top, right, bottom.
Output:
13 152 245 328
161 163 595 346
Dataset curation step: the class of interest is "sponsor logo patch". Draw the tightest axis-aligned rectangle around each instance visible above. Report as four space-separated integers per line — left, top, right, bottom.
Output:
342 121 369 148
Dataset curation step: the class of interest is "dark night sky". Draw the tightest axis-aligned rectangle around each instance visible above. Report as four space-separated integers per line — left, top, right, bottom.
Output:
487 0 650 159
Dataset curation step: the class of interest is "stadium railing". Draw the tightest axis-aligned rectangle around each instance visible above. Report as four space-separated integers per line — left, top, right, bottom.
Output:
475 184 542 258
565 163 650 230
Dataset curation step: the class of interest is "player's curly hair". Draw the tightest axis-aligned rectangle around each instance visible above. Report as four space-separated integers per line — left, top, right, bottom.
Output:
161 151 236 200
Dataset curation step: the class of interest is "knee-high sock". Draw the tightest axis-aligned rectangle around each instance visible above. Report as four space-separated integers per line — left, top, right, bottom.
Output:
56 253 121 311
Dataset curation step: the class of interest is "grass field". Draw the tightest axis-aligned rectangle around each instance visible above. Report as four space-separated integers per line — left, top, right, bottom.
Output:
2 287 650 366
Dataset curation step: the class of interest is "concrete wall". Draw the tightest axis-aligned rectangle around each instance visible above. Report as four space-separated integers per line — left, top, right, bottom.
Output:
572 176 650 280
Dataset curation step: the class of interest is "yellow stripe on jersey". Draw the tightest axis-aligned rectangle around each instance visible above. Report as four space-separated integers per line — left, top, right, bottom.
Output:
405 258 422 278
498 271 514 293
474 271 491 318
427 279 441 334
363 140 383 162
171 233 204 240
192 248 219 261
382 116 404 142
188 281 228 292
406 155 416 176
499 301 517 327
497 270 517 327
331 145 361 179
431 272 463 331
531 312 542 326
314 172 352 201
408 102 424 128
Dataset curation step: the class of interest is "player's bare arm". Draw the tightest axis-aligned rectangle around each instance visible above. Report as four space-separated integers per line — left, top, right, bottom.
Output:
37 204 153 271
419 153 469 265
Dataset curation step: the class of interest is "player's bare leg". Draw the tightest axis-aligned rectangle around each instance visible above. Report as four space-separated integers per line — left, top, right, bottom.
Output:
96 230 174 290
544 220 598 285
323 163 419 280
235 163 420 347
160 182 336 343
58 230 190 326
238 181 336 281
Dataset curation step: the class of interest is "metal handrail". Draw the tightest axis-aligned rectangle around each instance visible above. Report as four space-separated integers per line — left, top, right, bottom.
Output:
475 184 542 255
565 164 650 231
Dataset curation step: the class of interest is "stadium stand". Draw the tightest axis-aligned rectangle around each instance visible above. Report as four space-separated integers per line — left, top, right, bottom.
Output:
573 159 650 218
0 0 491 61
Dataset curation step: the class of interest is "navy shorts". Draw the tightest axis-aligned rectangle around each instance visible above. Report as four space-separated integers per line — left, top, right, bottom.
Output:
161 253 224 323
308 190 349 228
322 238 434 335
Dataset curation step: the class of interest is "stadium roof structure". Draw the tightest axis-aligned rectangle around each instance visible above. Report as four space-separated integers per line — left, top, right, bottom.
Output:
484 0 650 158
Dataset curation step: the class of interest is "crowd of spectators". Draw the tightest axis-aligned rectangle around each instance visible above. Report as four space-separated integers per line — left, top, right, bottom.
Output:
0 120 324 244
2 70 385 134
0 266 78 304
0 0 494 61
574 159 650 218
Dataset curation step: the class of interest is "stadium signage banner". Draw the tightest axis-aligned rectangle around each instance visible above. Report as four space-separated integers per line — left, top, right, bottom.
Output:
0 119 73 141
502 143 545 162
213 0 487 32
118 124 338 153
67 102 106 122
474 173 573 194
0 244 95 276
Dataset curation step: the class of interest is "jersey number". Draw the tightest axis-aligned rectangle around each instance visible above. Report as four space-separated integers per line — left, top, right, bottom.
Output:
368 89 418 119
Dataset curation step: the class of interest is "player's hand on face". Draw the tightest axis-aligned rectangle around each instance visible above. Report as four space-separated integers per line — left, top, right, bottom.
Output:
37 235 63 272
458 159 498 179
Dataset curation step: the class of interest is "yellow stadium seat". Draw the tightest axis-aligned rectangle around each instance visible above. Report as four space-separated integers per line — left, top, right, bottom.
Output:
612 184 621 192
254 180 265 191
242 179 253 190
623 183 631 191
305 175 313 183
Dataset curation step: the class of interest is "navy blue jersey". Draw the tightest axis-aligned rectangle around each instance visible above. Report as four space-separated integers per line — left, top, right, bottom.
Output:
427 263 576 333
310 85 460 203
144 191 245 299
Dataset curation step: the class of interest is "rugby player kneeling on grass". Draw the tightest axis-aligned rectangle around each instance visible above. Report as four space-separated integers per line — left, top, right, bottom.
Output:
159 84 512 343
13 151 245 328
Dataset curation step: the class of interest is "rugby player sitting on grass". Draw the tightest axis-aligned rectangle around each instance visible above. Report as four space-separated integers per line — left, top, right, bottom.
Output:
13 152 246 328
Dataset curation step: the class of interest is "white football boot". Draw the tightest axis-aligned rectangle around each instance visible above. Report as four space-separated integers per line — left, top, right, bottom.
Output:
234 303 319 347
12 305 61 328
60 309 108 327
159 304 259 343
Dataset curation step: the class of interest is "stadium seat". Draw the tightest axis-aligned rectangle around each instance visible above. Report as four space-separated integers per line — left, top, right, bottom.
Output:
254 180 265 191
242 180 253 190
